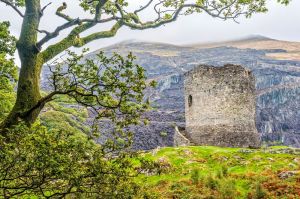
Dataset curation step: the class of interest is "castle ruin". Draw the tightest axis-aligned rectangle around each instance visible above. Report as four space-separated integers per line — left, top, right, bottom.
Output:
183 64 260 147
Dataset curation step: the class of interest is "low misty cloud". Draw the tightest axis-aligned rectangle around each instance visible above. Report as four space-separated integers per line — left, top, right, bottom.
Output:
0 0 299 64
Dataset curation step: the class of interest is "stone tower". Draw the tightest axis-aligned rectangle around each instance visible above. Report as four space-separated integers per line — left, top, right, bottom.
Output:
184 64 260 147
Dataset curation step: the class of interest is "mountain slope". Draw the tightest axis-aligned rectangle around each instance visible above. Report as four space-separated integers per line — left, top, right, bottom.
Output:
187 35 300 61
41 36 300 149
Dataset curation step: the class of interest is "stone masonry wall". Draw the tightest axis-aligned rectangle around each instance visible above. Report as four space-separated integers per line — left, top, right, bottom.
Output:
184 64 260 147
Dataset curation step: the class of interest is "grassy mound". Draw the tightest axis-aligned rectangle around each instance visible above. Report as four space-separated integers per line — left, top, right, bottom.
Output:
138 146 300 198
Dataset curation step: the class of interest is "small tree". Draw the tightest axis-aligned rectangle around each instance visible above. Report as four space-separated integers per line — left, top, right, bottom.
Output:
0 24 151 197
0 0 290 131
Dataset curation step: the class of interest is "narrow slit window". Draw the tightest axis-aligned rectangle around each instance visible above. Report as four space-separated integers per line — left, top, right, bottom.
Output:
188 95 193 107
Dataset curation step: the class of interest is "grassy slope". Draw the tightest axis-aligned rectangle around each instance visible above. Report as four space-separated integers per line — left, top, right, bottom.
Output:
39 95 90 134
138 146 300 199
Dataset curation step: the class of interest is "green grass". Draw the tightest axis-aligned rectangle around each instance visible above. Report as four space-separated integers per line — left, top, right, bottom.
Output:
137 146 300 198
39 97 90 134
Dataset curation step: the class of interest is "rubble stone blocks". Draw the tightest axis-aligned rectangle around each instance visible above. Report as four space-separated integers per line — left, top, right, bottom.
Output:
184 64 260 147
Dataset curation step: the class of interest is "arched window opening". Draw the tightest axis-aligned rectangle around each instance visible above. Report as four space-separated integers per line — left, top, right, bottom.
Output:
188 95 193 107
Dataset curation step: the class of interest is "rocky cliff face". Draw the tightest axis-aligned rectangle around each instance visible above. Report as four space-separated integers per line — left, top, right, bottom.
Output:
41 38 300 149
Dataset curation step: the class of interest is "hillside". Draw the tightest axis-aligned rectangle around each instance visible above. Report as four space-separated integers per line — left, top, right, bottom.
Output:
188 35 300 61
41 36 300 149
138 146 300 198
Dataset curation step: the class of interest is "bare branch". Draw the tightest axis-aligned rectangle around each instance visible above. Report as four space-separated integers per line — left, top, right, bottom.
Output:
37 18 81 48
134 0 154 14
56 2 73 22
35 1 117 49
40 2 52 15
36 29 50 35
0 0 24 17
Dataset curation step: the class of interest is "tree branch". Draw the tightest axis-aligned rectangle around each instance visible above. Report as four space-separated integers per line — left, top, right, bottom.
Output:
56 2 72 22
95 0 109 21
79 21 122 47
0 0 24 17
134 0 154 14
41 21 122 62
40 2 52 16
117 0 259 30
37 18 81 48
38 0 265 62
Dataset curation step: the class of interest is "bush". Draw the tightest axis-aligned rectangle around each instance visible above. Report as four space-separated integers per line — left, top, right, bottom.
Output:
160 131 168 137
217 165 228 178
190 168 200 185
0 123 141 198
218 180 237 199
205 175 219 190
170 182 192 199
254 182 266 199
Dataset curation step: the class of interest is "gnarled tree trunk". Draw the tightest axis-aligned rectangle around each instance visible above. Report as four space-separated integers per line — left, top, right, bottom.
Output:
0 0 43 131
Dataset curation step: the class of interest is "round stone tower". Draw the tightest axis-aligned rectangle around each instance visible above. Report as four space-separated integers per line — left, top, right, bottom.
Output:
184 64 260 148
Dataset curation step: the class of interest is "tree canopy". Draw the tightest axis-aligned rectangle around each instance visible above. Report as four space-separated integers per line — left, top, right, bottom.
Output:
0 21 17 120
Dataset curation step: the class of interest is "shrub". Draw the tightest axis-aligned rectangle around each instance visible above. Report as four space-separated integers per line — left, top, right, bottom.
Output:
191 168 200 185
217 165 229 178
205 175 219 190
222 165 228 177
0 123 141 198
160 131 168 137
170 182 191 199
254 182 267 199
218 180 237 199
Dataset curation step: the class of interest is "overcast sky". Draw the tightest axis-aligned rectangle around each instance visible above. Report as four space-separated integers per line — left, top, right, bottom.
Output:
0 0 299 62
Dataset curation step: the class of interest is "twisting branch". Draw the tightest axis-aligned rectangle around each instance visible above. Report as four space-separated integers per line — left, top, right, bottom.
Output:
95 0 109 20
0 0 24 17
40 2 52 16
37 18 81 48
36 29 50 35
134 0 154 14
41 20 122 62
115 0 264 30
37 1 116 49
78 21 123 47
56 2 72 21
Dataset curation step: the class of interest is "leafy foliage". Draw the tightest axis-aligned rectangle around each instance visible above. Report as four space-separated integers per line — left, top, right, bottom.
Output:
0 21 17 120
46 50 154 143
0 123 141 198
0 48 155 197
